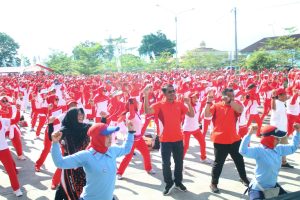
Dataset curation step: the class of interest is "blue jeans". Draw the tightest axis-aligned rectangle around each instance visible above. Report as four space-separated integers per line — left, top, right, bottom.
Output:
161 140 184 187
248 183 287 200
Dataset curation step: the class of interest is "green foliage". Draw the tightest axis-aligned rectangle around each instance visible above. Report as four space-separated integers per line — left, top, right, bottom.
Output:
138 31 175 59
263 35 300 66
0 32 20 66
120 54 146 71
72 41 104 75
151 52 175 70
103 37 115 61
181 49 228 69
45 50 74 74
245 50 276 71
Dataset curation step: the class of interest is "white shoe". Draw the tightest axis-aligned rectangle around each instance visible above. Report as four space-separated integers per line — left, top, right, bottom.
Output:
147 169 156 175
117 174 123 180
14 189 23 197
34 136 40 140
18 155 26 160
201 158 213 165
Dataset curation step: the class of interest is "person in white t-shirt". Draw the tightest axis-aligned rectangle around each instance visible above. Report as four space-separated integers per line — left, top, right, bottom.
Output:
182 92 211 164
286 88 300 136
117 98 155 179
270 88 293 168
0 104 22 197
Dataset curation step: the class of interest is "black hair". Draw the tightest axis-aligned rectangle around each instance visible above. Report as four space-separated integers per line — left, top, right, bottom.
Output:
162 84 174 94
222 88 234 96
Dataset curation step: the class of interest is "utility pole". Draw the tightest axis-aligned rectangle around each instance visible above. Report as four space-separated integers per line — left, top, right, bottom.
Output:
234 7 238 62
175 16 178 67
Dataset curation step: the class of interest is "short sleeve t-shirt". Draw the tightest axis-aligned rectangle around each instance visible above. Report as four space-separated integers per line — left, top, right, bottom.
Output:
210 102 241 144
152 100 188 142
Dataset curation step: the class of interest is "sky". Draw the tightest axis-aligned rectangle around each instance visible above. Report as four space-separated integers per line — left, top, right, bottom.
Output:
1 0 300 63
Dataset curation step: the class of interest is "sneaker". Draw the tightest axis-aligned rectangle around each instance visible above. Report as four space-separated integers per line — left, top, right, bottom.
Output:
147 169 156 175
14 189 23 197
210 184 220 193
34 135 40 140
163 183 175 196
30 128 34 132
200 158 213 165
18 155 26 160
117 174 123 180
281 162 294 168
175 182 187 192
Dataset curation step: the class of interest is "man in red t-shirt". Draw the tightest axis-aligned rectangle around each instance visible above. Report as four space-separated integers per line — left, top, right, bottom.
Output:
204 88 249 193
144 84 194 196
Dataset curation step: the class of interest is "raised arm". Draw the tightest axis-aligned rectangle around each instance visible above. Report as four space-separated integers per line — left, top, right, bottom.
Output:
276 123 300 156
204 95 213 118
239 125 259 159
230 100 243 113
143 84 155 115
51 131 86 169
184 96 195 118
113 122 135 157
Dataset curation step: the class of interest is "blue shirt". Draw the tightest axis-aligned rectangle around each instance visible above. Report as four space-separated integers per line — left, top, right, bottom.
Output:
51 133 134 200
239 132 300 191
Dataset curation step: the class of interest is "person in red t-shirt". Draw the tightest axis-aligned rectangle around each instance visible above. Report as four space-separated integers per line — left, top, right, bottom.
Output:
204 88 249 193
144 84 194 196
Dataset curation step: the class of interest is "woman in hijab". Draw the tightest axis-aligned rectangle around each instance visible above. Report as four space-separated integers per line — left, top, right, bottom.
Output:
239 124 300 200
56 107 92 200
51 122 135 200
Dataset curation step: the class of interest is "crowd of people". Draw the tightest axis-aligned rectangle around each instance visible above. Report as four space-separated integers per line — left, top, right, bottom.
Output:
1 67 300 200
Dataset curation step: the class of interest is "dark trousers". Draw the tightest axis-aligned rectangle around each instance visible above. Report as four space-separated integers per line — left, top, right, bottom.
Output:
55 185 68 200
249 183 287 200
211 140 247 185
161 141 184 186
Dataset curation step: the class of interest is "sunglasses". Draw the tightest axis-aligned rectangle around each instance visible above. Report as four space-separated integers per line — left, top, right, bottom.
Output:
55 99 59 101
1 100 8 103
167 90 176 94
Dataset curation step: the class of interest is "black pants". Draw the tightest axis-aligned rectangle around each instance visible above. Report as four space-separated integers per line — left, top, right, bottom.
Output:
211 140 248 185
161 140 184 187
55 185 68 200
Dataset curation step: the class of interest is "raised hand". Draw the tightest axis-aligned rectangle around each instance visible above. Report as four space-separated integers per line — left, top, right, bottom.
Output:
51 131 62 143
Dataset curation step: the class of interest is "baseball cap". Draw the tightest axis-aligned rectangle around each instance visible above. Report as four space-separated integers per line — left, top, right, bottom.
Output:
261 125 287 138
88 123 120 137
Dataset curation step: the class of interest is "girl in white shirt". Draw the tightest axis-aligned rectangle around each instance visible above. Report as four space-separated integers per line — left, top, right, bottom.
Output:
0 105 22 197
182 92 211 164
270 88 293 168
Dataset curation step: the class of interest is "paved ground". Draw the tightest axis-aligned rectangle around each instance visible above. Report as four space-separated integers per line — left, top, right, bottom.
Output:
1 113 300 200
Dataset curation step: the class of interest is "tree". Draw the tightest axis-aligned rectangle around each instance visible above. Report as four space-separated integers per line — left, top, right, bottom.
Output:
0 32 20 66
263 33 300 66
120 54 146 71
181 49 228 69
46 50 74 74
138 31 175 59
245 50 276 71
72 41 104 74
103 37 115 61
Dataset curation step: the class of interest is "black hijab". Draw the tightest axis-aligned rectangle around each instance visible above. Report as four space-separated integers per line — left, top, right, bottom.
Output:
60 107 91 155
